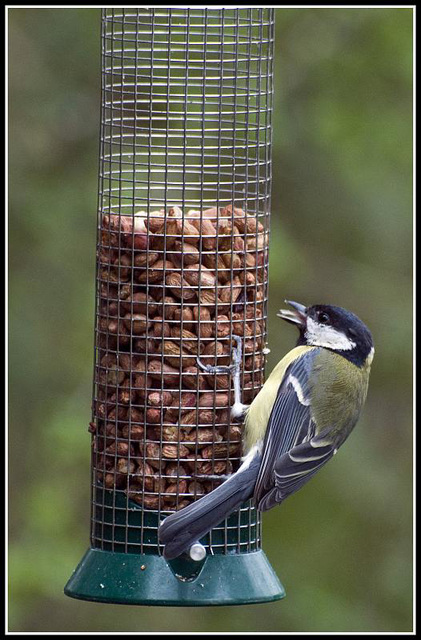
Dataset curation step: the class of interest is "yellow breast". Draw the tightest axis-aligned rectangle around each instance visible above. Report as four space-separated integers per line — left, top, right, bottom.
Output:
244 345 317 451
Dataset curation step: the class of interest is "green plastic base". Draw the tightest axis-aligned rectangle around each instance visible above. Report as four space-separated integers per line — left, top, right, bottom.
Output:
64 548 285 606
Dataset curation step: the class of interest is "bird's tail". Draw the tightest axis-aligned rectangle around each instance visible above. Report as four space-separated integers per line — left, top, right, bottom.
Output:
158 453 261 559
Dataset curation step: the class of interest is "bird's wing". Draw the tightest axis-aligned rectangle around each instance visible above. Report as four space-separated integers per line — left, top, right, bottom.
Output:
253 348 335 511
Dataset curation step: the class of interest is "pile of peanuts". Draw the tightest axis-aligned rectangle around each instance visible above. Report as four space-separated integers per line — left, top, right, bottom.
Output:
92 204 268 511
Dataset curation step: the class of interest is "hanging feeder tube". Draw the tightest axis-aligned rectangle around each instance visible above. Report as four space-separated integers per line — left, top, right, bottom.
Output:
65 7 284 606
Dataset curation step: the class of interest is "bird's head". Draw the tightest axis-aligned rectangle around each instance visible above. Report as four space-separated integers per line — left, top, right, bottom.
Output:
278 300 374 367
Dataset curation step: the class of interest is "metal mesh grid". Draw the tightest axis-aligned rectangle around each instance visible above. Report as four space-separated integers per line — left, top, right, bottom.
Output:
90 7 274 556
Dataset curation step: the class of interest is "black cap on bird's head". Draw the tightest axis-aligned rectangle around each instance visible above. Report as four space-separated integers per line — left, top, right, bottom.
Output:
277 301 374 367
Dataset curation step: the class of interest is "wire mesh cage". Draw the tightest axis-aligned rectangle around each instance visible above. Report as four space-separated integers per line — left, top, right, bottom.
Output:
65 7 284 606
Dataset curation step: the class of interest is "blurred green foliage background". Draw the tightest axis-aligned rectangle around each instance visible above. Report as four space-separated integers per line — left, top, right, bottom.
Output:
8 7 413 633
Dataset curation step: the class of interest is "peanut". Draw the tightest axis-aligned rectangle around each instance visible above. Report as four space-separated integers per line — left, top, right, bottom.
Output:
147 360 180 384
169 327 199 353
198 392 229 408
121 292 158 316
162 444 190 459
163 340 196 368
191 218 217 250
199 289 217 306
123 313 151 335
122 424 144 440
175 499 191 511
165 462 187 483
152 316 171 338
215 314 230 339
164 480 188 504
173 241 200 265
181 365 209 391
144 213 166 233
138 259 175 284
142 494 161 509
148 390 173 407
134 250 159 268
173 304 194 321
192 306 214 339
183 265 216 288
165 272 196 300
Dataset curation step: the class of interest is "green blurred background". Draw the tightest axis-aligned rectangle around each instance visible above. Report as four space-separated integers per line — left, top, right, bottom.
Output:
8 7 413 633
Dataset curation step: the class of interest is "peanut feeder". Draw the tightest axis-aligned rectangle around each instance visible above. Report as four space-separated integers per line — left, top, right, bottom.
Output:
65 7 284 606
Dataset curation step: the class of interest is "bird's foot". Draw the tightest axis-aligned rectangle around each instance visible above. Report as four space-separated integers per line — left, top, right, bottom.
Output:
191 473 232 482
196 335 243 375
196 359 236 375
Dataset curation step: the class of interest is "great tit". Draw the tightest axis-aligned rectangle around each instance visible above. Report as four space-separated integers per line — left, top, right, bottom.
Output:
158 301 374 560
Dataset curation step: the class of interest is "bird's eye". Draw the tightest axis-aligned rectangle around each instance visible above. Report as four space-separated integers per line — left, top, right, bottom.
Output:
318 311 330 324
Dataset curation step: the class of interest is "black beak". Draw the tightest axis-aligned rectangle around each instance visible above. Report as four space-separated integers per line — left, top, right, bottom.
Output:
277 300 307 327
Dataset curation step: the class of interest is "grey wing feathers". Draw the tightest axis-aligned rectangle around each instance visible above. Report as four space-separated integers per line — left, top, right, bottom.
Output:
256 438 335 511
253 349 335 511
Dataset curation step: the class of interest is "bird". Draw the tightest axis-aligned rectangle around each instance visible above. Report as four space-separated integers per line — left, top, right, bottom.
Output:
158 300 374 560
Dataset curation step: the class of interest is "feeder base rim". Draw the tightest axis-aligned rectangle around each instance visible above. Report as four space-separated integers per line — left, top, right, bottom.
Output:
64 547 285 606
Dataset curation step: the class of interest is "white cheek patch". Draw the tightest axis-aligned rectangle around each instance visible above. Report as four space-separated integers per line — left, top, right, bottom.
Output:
305 317 357 351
